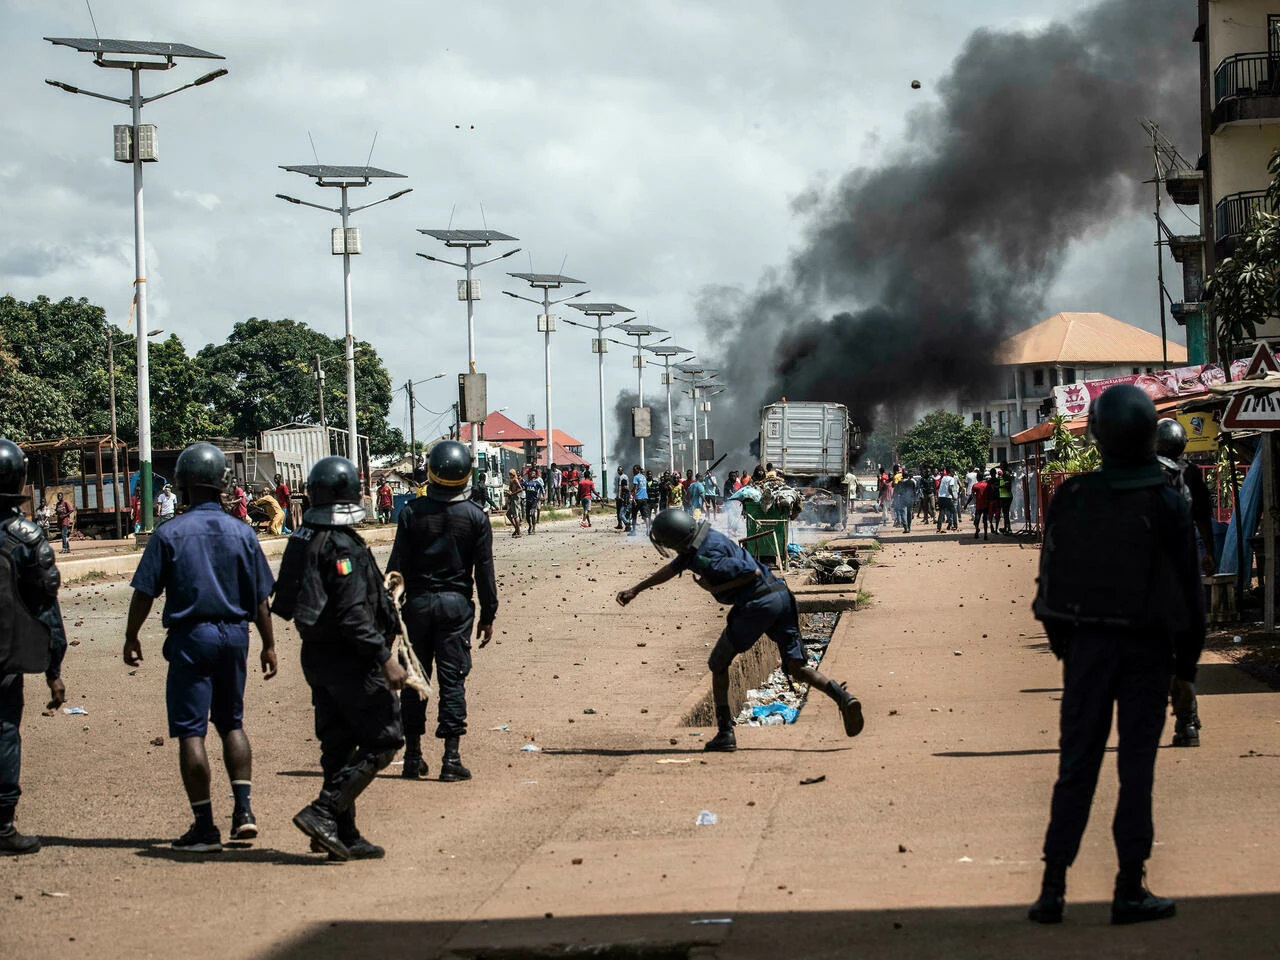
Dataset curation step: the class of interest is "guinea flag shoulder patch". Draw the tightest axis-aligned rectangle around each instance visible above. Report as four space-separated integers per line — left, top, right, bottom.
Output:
335 557 354 576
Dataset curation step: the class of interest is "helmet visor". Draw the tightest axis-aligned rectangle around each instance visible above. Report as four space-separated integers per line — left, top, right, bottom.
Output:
648 528 672 559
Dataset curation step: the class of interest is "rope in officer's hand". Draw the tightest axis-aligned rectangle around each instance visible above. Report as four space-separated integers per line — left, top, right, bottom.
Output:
383 572 432 700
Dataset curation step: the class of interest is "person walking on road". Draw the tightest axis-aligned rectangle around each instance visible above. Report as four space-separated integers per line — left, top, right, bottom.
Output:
375 477 394 524
0 438 69 855
616 509 864 752
997 461 1014 534
272 455 405 860
1028 384 1204 926
156 484 178 525
389 441 498 783
630 465 650 536
577 471 595 527
522 468 545 535
936 467 959 532
969 473 992 540
124 443 277 854
505 469 523 538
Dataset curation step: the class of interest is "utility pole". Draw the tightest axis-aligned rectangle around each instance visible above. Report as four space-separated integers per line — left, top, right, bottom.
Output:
419 228 522 461
1152 123 1170 370
407 378 416 460
46 36 228 532
505 272 588 471
313 353 327 432
566 302 635 500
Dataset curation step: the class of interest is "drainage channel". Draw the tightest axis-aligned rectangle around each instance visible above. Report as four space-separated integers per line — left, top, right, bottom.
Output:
735 610 839 726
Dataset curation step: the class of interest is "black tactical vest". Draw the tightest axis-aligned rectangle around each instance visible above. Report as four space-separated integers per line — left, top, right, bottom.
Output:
0 530 52 674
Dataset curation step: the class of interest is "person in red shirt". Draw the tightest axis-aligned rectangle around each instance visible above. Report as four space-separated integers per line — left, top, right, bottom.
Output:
375 477 394 524
969 474 991 541
273 475 291 512
577 471 596 527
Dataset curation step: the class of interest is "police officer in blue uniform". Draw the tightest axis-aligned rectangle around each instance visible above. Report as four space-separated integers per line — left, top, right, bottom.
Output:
617 509 864 751
389 441 498 783
124 443 277 853
273 455 406 861
1029 385 1204 926
0 439 68 855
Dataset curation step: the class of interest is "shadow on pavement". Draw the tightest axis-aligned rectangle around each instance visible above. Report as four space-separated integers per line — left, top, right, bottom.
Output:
261 895 1280 960
1196 662 1273 696
540 746 854 758
38 834 168 850
136 845 327 866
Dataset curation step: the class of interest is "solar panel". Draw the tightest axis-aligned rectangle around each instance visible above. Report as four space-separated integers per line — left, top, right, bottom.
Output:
419 229 518 243
646 344 691 356
614 323 666 337
674 362 705 374
507 273 584 285
280 165 407 179
569 303 632 314
46 37 224 59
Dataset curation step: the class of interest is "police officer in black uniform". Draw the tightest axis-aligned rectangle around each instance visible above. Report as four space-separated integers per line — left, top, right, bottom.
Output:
389 440 498 783
1157 417 1213 747
0 438 68 855
1029 385 1204 926
272 456 406 861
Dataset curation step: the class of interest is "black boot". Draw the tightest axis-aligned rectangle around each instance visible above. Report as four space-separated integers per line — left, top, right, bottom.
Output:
294 751 382 861
0 823 40 856
1172 714 1200 748
827 681 864 738
1027 859 1067 924
704 705 737 752
337 805 385 860
402 736 428 779
1111 862 1176 925
439 738 472 782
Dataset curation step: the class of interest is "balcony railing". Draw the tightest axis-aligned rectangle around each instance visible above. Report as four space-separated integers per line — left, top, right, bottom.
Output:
1215 190 1270 248
1214 52 1278 105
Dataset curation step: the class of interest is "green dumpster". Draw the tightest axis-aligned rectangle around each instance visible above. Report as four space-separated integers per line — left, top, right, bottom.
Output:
741 500 789 568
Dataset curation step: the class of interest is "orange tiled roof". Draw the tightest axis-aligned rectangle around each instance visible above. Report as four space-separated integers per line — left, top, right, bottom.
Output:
998 312 1187 366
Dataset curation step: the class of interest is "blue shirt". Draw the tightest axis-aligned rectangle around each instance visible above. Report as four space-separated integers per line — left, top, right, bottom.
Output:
688 480 705 509
131 502 275 631
673 529 775 606
523 477 545 502
633 473 648 500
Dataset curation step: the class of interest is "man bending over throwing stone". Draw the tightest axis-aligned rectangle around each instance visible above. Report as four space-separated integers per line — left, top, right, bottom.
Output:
617 509 864 751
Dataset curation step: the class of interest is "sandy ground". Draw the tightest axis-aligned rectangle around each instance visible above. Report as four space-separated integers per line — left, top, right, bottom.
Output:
2 512 1279 959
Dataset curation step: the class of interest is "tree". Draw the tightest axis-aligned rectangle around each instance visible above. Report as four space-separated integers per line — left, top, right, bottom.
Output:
194 317 398 455
896 410 993 472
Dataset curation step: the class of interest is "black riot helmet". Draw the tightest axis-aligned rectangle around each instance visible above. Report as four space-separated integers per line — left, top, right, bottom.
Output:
304 456 365 526
174 442 231 503
1089 384 1158 466
649 507 710 559
1155 417 1188 460
0 438 29 505
427 440 473 502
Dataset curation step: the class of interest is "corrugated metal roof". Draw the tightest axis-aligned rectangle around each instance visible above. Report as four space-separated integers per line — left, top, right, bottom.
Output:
999 312 1188 366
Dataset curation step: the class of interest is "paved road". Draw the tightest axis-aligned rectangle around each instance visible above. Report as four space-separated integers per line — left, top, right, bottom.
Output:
2 520 1278 958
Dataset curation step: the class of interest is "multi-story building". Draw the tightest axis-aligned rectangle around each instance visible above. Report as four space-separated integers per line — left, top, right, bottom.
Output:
959 312 1187 464
1179 1 1280 358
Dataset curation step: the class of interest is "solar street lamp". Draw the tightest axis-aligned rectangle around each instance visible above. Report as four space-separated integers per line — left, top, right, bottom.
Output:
504 273 588 470
565 303 634 499
417 229 521 460
673 363 720 473
613 323 667 471
278 164 411 466
646 345 693 474
45 36 227 532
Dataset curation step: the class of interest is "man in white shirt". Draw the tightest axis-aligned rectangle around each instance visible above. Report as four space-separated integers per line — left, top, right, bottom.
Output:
156 484 178 525
936 468 960 532
964 467 980 522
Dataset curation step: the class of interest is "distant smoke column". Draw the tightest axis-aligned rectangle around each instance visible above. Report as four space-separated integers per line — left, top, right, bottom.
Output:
611 389 669 472
697 0 1197 455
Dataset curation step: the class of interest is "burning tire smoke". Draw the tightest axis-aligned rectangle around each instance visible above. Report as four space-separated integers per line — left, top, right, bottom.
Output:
695 0 1197 455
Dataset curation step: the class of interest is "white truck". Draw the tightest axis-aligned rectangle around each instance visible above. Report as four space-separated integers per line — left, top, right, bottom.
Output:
759 401 856 528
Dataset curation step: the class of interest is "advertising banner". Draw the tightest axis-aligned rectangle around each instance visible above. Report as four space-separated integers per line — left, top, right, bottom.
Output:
1052 360 1248 418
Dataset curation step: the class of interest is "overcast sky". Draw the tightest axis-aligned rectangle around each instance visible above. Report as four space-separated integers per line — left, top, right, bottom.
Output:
1 0 1189 456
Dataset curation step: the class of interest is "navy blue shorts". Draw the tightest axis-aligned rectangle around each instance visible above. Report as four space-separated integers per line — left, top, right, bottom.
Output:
707 588 804 674
163 621 250 739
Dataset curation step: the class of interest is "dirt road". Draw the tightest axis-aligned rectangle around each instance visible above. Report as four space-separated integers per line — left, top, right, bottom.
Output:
2 518 1278 959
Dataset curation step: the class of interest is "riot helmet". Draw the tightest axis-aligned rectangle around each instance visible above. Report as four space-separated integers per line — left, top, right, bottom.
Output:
1155 417 1188 460
1089 384 1157 466
303 456 365 526
649 508 710 559
174 442 231 503
427 440 473 502
0 438 30 505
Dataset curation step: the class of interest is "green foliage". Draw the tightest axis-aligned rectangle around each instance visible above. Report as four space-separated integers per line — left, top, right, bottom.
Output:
1042 415 1100 475
0 296 400 456
896 410 994 473
1206 148 1280 357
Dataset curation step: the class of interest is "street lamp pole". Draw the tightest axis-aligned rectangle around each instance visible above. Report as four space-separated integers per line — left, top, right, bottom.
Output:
418 228 521 462
278 163 411 470
107 327 163 538
646 346 693 475
613 323 666 471
46 36 228 531
566 303 634 499
505 273 587 471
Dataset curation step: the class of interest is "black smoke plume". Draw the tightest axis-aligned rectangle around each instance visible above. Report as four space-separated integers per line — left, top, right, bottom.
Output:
699 0 1197 455
610 389 671 472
